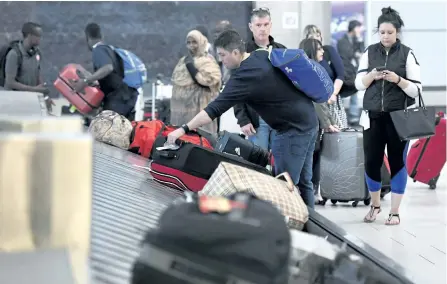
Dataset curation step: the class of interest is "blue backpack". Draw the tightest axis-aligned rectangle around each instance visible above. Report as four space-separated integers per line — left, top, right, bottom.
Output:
267 47 333 103
108 45 147 90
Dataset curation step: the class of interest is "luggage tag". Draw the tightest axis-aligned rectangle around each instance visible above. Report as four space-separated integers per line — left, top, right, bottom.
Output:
156 143 180 151
198 195 261 227
198 196 246 214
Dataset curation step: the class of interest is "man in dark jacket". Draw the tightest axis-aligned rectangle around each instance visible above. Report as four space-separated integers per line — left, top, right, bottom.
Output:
233 7 286 151
167 30 318 208
337 20 364 125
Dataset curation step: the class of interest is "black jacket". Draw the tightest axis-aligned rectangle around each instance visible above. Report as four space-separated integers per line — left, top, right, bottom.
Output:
233 36 286 128
361 40 416 112
336 34 358 88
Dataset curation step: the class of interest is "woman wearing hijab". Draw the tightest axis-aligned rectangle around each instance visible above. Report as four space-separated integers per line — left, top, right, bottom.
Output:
170 30 222 133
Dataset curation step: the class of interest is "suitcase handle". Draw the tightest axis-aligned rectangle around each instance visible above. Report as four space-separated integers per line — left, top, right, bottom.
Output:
341 127 360 132
275 172 294 192
157 150 176 159
74 69 99 87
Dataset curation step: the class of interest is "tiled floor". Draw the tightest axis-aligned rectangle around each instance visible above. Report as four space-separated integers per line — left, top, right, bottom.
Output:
316 167 447 284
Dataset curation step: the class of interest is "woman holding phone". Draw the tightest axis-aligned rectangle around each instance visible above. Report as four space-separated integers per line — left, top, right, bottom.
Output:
355 7 422 225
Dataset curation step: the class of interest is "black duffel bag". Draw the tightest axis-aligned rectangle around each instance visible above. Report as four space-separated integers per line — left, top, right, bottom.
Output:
131 192 291 284
215 130 270 167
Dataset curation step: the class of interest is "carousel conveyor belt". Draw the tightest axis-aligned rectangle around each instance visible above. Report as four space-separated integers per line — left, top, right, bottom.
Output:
91 142 182 284
90 142 413 284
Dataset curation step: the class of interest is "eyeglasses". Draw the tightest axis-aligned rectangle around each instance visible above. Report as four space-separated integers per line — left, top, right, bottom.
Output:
252 7 270 15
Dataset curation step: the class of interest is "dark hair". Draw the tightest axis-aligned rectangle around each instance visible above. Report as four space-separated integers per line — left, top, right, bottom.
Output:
195 25 209 39
85 23 102 40
251 7 271 22
22 22 41 37
299 38 322 61
348 20 362 32
214 29 246 53
377 7 404 32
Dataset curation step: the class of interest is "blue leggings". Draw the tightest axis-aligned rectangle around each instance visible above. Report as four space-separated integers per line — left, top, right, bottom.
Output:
364 112 409 194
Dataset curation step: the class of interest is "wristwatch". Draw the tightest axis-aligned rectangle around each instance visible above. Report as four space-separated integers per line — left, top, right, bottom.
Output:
181 124 190 133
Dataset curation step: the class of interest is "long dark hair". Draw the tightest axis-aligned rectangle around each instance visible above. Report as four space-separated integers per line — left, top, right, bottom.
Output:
299 38 322 61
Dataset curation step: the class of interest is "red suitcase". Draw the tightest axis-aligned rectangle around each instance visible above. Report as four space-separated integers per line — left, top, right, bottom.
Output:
148 137 271 192
407 113 446 189
54 64 104 115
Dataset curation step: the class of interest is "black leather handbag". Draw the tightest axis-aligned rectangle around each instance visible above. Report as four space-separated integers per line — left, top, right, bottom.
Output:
390 94 436 141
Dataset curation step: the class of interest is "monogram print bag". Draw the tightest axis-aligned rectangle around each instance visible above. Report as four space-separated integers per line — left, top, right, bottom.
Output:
200 162 309 230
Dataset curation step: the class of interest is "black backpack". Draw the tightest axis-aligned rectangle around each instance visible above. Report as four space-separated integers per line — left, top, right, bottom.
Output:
132 192 291 284
0 40 23 87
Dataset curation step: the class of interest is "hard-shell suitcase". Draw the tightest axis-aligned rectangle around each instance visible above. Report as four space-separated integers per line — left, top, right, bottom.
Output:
215 131 270 167
148 137 271 192
407 113 446 189
54 64 104 115
319 129 370 207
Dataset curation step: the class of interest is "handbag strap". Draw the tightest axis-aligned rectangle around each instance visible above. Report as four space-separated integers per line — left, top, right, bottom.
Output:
404 86 425 111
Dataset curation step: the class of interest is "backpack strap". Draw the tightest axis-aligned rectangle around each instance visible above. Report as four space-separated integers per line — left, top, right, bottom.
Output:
12 43 24 76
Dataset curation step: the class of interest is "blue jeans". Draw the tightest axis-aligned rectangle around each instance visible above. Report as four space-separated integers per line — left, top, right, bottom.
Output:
272 127 318 208
248 117 276 151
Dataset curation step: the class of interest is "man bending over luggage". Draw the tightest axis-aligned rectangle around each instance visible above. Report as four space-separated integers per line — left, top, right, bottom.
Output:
167 30 318 208
72 23 138 120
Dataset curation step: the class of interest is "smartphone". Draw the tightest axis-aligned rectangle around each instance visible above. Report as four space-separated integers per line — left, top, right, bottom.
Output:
375 66 387 72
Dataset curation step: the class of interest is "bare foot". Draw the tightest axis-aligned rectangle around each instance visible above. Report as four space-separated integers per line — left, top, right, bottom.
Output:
363 206 381 223
385 213 400 225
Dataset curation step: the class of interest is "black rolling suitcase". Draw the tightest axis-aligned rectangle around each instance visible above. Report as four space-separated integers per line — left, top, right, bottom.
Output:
131 192 291 284
149 136 271 192
215 131 270 167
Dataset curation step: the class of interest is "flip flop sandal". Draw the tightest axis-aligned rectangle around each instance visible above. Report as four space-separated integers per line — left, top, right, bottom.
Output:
385 213 400 226
364 206 381 223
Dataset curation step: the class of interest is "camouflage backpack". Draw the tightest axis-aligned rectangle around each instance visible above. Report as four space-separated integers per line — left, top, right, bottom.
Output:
88 110 133 149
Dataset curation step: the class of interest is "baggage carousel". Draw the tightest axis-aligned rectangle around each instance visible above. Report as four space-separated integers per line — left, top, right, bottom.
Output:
90 142 182 283
89 141 414 284
0 91 414 284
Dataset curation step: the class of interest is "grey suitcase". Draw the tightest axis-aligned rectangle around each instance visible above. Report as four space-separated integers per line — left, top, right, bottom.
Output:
319 129 371 207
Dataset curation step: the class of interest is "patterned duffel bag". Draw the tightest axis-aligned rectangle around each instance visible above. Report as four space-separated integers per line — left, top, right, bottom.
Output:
200 162 309 230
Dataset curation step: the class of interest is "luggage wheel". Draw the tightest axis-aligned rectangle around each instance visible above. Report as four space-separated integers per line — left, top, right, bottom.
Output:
352 201 359 207
363 198 371 206
428 175 440 190
318 198 327 206
331 200 338 205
